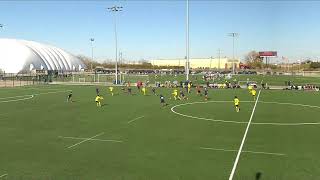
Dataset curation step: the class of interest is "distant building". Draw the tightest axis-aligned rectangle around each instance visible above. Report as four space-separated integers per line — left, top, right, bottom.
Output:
151 58 240 70
0 38 86 73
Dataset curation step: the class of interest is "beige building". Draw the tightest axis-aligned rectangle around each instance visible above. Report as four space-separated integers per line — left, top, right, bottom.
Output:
151 58 240 69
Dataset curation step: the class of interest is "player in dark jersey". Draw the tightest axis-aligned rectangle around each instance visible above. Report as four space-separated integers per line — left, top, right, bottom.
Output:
152 87 156 96
96 87 100 95
67 91 73 102
204 87 208 101
128 87 132 95
180 91 188 100
160 94 167 107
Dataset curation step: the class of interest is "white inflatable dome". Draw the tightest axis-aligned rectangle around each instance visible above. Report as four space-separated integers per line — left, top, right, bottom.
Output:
0 38 85 73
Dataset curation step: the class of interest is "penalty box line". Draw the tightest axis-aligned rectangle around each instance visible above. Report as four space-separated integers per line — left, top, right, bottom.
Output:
228 85 263 180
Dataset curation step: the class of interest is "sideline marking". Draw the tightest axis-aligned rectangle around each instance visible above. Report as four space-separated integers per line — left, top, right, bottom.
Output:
200 147 286 156
228 88 262 180
171 101 320 126
127 116 145 124
59 136 123 143
67 132 105 149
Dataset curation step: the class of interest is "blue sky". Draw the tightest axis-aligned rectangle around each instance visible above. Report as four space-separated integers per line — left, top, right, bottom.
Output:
0 0 320 62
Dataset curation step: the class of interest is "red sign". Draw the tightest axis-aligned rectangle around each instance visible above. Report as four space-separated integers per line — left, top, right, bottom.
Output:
259 51 277 57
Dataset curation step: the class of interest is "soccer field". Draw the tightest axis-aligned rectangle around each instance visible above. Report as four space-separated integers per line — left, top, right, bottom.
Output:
0 85 319 180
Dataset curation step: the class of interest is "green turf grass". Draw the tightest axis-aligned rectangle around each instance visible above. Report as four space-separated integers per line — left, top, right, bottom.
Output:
0 85 319 179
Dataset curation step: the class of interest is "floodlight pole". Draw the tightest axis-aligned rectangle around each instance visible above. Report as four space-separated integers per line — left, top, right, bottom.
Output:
108 5 123 84
217 48 222 71
186 0 190 81
228 33 239 74
90 38 94 71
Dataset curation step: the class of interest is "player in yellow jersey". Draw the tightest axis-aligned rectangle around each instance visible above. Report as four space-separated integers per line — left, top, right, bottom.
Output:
251 89 257 100
187 83 191 93
248 85 253 93
109 86 114 96
172 89 178 100
142 87 146 95
234 96 240 112
95 95 103 107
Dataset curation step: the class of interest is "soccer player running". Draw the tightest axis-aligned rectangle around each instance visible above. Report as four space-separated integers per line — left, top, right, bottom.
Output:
96 87 100 95
248 84 253 94
187 82 191 94
160 94 167 107
142 87 147 95
152 87 157 96
127 82 132 95
179 90 187 100
196 85 201 96
109 86 114 96
204 87 208 101
172 89 178 100
251 89 257 100
95 95 103 107
234 96 240 112
67 91 72 102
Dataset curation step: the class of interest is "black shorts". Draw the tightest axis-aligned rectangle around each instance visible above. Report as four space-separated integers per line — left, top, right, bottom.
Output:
161 100 165 103
235 105 239 107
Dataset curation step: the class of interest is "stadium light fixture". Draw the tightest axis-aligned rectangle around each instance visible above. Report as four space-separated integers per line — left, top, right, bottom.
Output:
108 5 123 85
228 32 239 74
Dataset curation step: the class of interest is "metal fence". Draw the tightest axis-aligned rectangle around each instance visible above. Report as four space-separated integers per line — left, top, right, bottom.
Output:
0 73 50 87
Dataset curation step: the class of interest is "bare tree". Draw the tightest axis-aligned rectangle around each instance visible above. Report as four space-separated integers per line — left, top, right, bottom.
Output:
245 51 263 69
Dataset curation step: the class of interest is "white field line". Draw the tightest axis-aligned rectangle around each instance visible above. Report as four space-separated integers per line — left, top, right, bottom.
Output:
0 95 34 103
33 90 71 96
27 87 66 91
59 136 123 143
0 89 70 101
259 101 320 109
171 101 247 124
67 132 105 149
0 94 33 99
0 174 8 178
127 116 145 124
171 100 320 126
200 147 286 156
228 88 262 180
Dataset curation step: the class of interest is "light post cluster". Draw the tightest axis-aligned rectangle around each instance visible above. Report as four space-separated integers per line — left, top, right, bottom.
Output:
107 5 123 84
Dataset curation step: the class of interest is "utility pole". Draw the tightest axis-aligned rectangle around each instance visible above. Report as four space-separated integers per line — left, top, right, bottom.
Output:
108 5 123 84
186 0 190 81
228 33 239 74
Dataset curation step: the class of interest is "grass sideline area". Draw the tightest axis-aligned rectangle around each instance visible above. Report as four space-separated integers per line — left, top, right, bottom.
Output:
0 85 319 179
